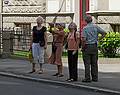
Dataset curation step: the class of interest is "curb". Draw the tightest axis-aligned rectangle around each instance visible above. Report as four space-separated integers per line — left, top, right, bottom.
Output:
0 72 120 95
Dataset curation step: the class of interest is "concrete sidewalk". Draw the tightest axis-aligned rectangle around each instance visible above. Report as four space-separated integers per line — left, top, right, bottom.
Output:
0 58 120 94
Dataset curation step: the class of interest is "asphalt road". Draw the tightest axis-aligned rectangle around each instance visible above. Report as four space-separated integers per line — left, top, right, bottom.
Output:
0 75 109 95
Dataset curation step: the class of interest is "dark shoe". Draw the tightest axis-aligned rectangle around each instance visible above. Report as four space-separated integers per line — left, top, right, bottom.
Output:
58 74 64 77
66 78 71 81
66 78 77 82
92 79 98 82
28 70 35 74
82 79 91 83
52 73 59 76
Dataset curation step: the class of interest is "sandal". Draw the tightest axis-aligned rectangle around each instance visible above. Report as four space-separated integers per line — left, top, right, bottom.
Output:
58 74 64 77
66 79 76 82
52 73 59 76
38 70 43 74
66 78 71 81
28 70 35 74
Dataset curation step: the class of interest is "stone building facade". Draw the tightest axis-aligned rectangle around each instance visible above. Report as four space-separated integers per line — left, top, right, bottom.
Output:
90 0 120 32
0 0 79 32
0 0 77 56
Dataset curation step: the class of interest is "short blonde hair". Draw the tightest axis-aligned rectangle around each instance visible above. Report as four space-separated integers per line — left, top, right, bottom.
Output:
36 16 44 23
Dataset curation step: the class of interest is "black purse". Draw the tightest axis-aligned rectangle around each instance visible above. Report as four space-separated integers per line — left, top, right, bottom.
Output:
39 40 45 47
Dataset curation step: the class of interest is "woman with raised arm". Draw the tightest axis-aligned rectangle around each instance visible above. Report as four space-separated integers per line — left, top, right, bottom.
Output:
48 23 65 77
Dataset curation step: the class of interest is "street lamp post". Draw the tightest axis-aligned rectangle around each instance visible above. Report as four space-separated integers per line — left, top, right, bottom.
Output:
0 0 3 30
0 0 9 55
0 0 3 55
1 0 9 31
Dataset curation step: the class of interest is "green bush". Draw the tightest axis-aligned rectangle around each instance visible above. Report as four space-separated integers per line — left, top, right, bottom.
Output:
98 32 120 58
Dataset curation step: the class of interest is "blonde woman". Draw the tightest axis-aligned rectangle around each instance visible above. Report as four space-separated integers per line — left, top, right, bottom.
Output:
29 16 47 74
66 22 80 82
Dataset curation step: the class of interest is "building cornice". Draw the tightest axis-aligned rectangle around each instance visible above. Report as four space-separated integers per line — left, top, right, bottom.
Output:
87 10 120 16
1 12 74 18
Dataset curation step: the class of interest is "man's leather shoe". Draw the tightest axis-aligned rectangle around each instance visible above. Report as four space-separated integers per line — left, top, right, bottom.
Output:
92 79 98 82
82 79 91 83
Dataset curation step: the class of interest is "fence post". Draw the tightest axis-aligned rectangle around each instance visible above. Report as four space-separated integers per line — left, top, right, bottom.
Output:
10 32 14 53
2 31 13 58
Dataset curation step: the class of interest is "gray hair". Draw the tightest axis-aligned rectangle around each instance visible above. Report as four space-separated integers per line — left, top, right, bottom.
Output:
36 16 44 23
85 15 92 23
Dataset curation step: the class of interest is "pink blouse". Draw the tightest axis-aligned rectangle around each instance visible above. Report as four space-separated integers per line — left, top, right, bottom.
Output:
54 30 65 44
67 31 80 50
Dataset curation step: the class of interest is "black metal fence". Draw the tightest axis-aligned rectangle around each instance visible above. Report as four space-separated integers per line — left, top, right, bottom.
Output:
0 28 31 57
0 28 120 58
13 32 31 52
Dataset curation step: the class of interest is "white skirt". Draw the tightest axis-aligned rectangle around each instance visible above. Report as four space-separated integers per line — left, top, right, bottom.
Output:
32 43 44 64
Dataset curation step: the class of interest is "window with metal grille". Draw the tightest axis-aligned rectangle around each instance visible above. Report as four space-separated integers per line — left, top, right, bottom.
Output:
111 24 120 32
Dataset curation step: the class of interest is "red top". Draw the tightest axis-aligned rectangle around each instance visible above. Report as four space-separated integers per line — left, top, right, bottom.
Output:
67 31 80 50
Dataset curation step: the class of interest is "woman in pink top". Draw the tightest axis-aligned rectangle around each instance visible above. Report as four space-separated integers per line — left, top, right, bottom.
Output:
48 23 65 77
66 22 80 82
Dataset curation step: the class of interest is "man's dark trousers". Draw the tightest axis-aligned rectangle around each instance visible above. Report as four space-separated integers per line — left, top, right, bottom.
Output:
82 44 98 81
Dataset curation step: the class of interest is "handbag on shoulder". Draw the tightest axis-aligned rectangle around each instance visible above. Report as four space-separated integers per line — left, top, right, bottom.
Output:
39 40 45 47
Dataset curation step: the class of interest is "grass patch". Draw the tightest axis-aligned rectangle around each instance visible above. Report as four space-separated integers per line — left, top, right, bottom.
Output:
12 51 120 58
13 51 28 57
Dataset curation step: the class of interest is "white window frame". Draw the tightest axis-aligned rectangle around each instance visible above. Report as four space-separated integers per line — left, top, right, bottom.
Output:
109 0 120 10
89 0 98 11
47 0 60 12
